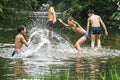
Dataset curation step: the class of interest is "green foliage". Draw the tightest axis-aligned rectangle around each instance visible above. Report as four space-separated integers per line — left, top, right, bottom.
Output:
43 67 90 80
55 0 120 27
101 61 120 80
0 4 3 13
109 1 120 27
0 0 120 28
0 0 38 28
56 2 66 12
44 67 70 80
110 11 120 26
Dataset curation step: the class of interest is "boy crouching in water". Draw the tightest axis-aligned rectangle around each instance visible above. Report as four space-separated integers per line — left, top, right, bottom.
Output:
12 25 32 58
58 17 89 53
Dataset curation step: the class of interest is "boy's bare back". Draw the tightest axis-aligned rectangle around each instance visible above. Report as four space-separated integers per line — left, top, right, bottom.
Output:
88 15 101 27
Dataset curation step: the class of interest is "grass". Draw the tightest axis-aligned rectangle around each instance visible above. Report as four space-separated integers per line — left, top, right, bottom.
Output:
43 67 90 80
100 62 120 80
17 62 120 80
44 67 70 80
44 63 120 80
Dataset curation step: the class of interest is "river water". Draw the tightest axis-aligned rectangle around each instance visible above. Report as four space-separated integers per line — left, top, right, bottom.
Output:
0 13 120 80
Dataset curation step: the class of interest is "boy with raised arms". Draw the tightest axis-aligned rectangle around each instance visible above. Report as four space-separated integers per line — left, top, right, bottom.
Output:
58 17 89 53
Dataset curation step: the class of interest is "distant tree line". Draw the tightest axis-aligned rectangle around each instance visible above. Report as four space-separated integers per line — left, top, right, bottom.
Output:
0 0 120 28
55 0 120 28
0 0 38 27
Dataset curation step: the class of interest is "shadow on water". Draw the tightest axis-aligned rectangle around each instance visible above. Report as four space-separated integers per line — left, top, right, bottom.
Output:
0 12 120 79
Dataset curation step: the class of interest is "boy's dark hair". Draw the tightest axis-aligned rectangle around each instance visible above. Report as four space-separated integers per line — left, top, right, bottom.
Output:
47 1 53 6
68 16 74 21
17 25 25 33
87 9 94 14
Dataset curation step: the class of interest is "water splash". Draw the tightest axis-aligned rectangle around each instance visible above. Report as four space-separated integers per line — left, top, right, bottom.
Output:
37 3 48 12
21 16 120 59
23 23 76 58
0 12 120 59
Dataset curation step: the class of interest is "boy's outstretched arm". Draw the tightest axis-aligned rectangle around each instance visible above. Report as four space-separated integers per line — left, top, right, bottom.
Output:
71 20 82 28
58 19 69 27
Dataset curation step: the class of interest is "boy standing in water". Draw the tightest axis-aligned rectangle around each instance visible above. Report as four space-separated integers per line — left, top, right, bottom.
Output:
86 9 108 49
12 25 32 58
58 17 89 53
46 1 56 40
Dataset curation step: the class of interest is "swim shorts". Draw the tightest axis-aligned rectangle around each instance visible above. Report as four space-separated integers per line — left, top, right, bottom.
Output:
12 50 19 58
91 27 101 35
83 33 89 39
47 21 55 31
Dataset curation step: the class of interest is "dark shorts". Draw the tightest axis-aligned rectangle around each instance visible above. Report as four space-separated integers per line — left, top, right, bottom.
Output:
91 27 101 35
82 32 89 39
47 21 55 31
12 50 19 57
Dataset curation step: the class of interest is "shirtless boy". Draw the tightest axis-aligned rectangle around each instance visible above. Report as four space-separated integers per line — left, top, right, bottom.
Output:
12 25 32 57
58 17 89 53
86 9 108 49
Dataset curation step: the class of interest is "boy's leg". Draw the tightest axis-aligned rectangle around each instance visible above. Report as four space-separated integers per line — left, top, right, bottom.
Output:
96 35 101 48
46 29 49 38
74 36 87 53
91 34 95 49
48 21 55 42
49 31 54 42
46 21 54 39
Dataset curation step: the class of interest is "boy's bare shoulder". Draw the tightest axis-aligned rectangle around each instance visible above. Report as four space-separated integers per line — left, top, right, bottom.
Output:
95 15 100 18
16 34 23 39
88 17 91 21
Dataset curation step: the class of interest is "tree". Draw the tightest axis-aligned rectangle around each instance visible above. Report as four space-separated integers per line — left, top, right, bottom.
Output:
55 0 120 27
0 0 38 28
110 1 120 28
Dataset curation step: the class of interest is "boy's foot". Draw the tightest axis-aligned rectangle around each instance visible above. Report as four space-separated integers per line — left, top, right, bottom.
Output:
78 50 83 54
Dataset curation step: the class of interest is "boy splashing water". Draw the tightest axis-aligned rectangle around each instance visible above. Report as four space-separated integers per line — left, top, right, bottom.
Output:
12 25 32 58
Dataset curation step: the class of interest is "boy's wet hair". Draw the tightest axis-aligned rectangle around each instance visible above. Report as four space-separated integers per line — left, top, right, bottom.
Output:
68 16 74 21
87 9 94 14
17 25 25 33
47 1 53 6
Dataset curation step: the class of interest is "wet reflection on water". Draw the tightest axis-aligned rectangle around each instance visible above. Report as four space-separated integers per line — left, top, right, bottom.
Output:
73 58 100 80
14 60 26 78
0 48 120 80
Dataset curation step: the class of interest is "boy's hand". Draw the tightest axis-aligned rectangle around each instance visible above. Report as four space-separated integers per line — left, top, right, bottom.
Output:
28 36 32 44
29 36 33 41
105 31 108 36
58 19 63 23
53 20 56 24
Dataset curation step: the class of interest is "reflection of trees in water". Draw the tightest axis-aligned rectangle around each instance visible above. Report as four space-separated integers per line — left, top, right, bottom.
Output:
14 60 27 78
0 58 12 80
75 58 82 74
75 57 100 80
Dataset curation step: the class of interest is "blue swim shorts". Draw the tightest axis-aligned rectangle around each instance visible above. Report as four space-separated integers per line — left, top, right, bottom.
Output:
91 27 101 35
82 32 89 39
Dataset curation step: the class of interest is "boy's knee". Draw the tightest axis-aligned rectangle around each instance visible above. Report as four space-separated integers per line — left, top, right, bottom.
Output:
96 38 100 41
74 43 78 48
74 44 77 48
